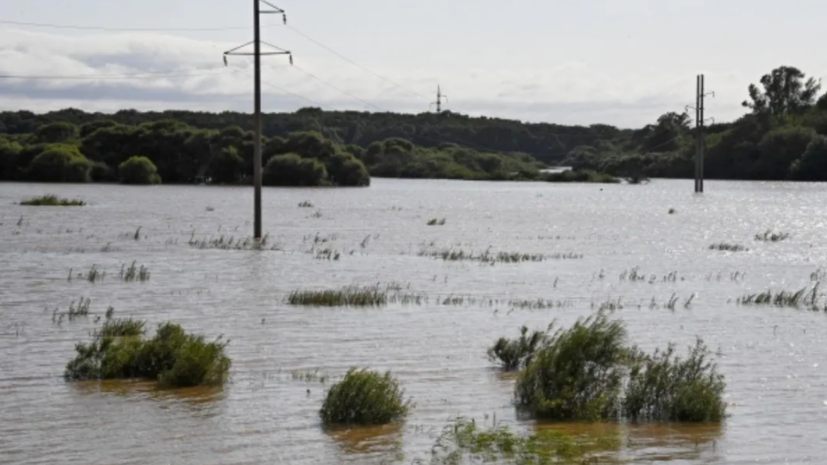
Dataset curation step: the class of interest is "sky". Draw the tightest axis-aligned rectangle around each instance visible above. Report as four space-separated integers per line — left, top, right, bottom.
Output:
1 0 825 128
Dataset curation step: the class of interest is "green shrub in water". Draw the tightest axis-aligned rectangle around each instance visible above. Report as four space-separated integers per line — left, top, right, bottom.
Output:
508 314 727 423
624 339 727 422
487 325 547 371
20 194 85 206
515 314 628 421
64 319 230 388
320 368 412 425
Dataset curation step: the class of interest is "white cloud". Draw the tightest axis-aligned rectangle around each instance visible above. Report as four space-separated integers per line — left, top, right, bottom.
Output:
0 28 760 127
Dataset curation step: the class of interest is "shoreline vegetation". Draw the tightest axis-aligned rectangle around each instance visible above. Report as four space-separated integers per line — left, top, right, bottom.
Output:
4 65 824 186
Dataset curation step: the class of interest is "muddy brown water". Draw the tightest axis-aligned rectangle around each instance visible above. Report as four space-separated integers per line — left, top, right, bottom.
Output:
1 179 826 464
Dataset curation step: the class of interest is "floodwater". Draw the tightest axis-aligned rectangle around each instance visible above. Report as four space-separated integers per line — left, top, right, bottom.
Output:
1 178 827 464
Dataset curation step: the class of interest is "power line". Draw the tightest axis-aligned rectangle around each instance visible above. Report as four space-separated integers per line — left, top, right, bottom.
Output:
291 64 386 112
228 65 324 107
0 19 283 32
286 24 431 101
0 70 225 80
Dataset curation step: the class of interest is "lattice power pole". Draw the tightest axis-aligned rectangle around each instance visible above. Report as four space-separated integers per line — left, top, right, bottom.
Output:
224 1 293 240
430 85 448 113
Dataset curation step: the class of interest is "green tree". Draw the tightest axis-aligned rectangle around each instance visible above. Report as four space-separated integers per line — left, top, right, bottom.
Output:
118 156 161 184
27 147 93 182
34 122 78 144
263 153 328 186
79 119 118 138
754 126 815 179
207 146 245 184
743 66 822 117
325 152 370 186
0 138 22 180
789 135 827 180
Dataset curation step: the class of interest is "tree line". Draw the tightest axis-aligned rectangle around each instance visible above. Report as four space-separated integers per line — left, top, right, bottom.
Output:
2 65 826 184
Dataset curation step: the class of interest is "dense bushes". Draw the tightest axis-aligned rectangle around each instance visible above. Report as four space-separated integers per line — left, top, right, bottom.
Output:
118 156 161 184
487 325 548 370
27 146 93 183
64 319 231 388
263 153 328 186
320 368 412 425
500 314 727 423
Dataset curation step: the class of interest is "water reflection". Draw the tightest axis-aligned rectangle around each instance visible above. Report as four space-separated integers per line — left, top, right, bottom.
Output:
535 421 723 463
71 379 226 406
324 423 404 462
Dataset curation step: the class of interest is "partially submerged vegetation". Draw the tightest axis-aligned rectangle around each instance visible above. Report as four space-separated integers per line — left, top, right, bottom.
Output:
64 318 231 388
487 325 548 371
737 284 819 308
319 368 412 425
427 218 446 226
755 230 790 242
709 243 749 252
120 261 150 282
418 248 582 264
428 417 619 465
19 195 85 206
288 286 388 307
187 233 281 251
500 314 727 423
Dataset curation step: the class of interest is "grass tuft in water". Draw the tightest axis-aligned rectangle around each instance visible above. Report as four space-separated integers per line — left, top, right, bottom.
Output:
288 286 387 307
319 368 412 425
419 248 580 265
487 326 548 371
64 319 230 388
120 261 150 282
188 233 281 251
624 339 727 422
427 218 446 226
291 369 329 384
429 417 619 465
737 285 815 308
298 201 314 208
709 243 748 252
20 195 85 206
755 230 790 242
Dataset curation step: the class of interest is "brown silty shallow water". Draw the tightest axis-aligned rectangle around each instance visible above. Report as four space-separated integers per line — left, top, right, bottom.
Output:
1 178 826 464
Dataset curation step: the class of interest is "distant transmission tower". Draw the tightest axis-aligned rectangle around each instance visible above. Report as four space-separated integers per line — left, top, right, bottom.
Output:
429 85 448 113
223 1 294 241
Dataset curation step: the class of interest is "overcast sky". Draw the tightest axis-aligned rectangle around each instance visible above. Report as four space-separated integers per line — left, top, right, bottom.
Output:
1 0 825 127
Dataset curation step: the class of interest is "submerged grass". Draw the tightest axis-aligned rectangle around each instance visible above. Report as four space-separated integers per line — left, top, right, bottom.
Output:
709 243 749 252
427 218 447 226
320 368 412 425
737 284 816 308
120 261 150 282
64 318 231 388
755 230 790 242
20 195 85 206
419 248 581 264
288 286 388 307
428 417 619 465
187 233 281 251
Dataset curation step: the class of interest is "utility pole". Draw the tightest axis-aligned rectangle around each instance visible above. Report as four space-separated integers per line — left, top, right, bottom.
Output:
430 85 448 113
223 1 292 240
691 74 713 193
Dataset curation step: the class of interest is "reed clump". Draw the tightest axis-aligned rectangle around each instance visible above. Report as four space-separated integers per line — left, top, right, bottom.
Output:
64 319 231 388
188 233 281 251
287 286 388 307
20 195 85 206
429 417 619 465
510 314 726 423
737 285 813 307
709 243 748 252
487 325 548 371
419 248 562 264
298 201 314 208
120 261 150 282
755 230 790 242
427 218 446 226
319 368 412 425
